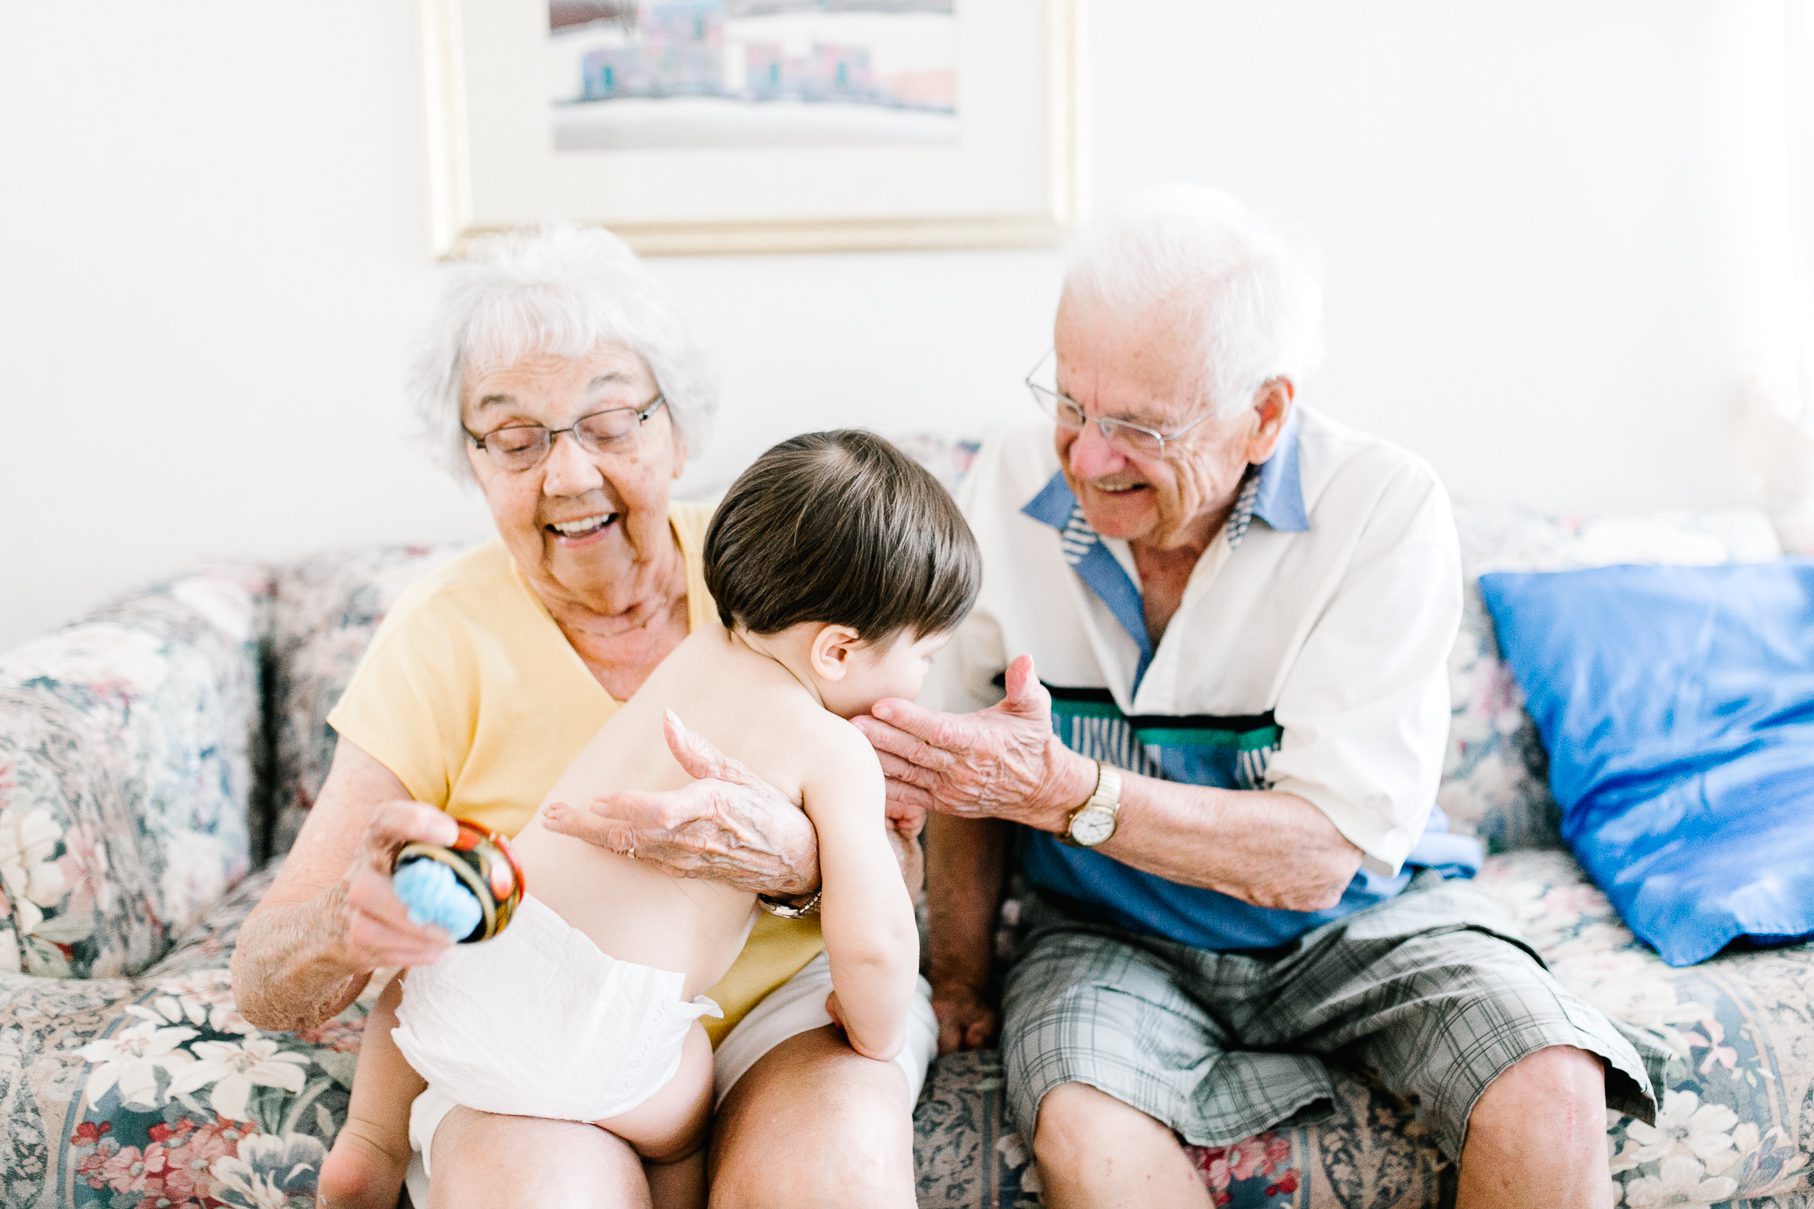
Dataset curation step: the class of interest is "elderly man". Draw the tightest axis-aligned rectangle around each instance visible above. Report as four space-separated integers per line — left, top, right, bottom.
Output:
856 188 1667 1208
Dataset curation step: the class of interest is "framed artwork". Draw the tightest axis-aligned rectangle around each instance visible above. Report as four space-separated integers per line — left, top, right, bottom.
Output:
420 0 1081 255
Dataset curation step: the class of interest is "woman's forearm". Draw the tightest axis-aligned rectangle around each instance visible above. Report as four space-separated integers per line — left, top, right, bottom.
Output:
231 740 460 1031
230 887 371 1032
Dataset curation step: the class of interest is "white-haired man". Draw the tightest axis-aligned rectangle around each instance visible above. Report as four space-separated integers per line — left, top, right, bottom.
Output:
856 187 1667 1208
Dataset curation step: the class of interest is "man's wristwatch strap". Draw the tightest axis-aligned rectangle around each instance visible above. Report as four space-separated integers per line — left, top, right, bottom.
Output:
1060 759 1123 847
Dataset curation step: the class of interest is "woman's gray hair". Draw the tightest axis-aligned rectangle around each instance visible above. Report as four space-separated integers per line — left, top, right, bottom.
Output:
1062 186 1324 417
411 223 719 476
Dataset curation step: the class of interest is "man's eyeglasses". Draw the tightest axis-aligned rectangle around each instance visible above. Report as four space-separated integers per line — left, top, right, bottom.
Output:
1024 351 1213 459
463 394 667 473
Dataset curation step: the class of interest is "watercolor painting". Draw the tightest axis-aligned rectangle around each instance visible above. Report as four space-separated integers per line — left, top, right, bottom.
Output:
548 0 959 150
425 0 1074 253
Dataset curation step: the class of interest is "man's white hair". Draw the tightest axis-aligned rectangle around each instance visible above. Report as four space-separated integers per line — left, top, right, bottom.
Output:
1062 186 1324 417
411 223 720 477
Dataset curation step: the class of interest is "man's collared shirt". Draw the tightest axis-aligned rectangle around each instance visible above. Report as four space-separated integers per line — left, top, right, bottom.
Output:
933 408 1480 952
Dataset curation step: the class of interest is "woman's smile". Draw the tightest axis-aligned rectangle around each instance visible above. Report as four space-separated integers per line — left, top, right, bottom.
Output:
545 511 621 543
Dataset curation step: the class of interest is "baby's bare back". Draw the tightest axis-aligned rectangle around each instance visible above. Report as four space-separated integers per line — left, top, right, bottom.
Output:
508 629 830 998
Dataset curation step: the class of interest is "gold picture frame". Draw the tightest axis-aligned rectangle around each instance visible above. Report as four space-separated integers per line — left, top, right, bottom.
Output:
420 0 1082 256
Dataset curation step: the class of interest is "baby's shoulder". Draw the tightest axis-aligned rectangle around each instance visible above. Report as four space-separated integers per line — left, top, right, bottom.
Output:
748 694 867 760
800 708 875 762
794 710 884 804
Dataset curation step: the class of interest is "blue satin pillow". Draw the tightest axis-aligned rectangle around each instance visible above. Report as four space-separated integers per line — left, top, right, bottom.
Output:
1479 559 1814 966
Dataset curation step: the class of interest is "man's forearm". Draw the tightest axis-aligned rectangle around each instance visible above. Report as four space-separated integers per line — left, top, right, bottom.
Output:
229 889 370 1032
927 813 1008 989
1090 778 1365 912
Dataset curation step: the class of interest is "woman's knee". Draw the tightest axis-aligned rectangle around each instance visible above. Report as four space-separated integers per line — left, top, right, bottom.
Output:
710 1034 914 1209
430 1108 649 1209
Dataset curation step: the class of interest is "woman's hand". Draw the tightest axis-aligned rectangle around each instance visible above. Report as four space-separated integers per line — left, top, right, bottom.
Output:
542 709 820 898
852 655 1093 832
234 742 460 1032
335 800 465 969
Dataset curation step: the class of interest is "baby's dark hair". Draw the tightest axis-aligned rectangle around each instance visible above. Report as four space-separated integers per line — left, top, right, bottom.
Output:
704 429 981 642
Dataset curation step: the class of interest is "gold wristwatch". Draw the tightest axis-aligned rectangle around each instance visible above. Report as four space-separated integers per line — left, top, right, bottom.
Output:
1060 760 1122 847
757 887 822 918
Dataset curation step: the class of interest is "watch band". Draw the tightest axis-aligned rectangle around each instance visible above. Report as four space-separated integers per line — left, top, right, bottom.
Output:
757 887 823 918
1060 759 1123 846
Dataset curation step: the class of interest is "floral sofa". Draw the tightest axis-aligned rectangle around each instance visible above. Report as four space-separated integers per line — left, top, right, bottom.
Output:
2 442 1811 1207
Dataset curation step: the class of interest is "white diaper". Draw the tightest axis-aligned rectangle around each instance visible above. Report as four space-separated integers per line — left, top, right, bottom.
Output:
392 895 721 1127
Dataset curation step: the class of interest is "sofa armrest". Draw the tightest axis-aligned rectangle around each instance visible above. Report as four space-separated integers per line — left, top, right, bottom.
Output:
0 565 272 979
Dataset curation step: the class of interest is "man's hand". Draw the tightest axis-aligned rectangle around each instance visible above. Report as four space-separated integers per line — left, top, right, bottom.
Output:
931 982 999 1054
542 709 821 898
874 787 928 899
853 655 1093 831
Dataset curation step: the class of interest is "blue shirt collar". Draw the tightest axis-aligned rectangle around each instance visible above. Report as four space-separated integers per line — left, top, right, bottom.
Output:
1251 408 1307 534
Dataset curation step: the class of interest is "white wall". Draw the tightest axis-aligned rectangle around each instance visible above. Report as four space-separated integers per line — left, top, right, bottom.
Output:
0 1 1801 650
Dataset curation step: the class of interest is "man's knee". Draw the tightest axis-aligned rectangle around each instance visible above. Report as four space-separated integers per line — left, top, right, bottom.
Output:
1033 1082 1167 1173
1458 1047 1614 1208
1467 1045 1608 1155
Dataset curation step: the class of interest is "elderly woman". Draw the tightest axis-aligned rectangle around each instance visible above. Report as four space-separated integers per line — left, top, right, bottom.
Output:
229 225 932 1208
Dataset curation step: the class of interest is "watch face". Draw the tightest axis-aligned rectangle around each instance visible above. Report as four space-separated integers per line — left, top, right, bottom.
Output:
1068 806 1116 847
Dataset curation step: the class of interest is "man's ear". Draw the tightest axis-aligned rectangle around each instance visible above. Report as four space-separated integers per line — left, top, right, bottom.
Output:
1244 377 1296 464
808 624 864 681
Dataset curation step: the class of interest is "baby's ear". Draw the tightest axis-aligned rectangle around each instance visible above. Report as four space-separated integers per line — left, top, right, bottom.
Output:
809 624 864 681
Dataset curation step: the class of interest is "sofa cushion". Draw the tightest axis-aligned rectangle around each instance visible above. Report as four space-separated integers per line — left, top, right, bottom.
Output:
1480 560 1814 966
1441 505 1782 854
3 861 363 1208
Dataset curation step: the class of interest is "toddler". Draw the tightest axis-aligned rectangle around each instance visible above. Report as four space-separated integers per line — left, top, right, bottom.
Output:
320 429 980 1209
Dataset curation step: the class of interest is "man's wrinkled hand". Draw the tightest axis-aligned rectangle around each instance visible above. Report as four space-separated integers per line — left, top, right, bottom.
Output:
853 654 1088 831
931 983 1000 1054
884 820 927 901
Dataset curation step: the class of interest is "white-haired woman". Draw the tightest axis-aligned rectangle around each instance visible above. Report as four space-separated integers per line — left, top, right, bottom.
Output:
231 226 932 1208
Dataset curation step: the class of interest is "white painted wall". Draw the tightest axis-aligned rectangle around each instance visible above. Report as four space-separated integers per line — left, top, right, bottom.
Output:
0 1 1801 649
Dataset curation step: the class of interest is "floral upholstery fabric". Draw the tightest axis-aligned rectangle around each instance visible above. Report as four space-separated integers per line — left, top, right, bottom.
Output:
1 449 1808 1206
0 567 268 982
3 863 366 1208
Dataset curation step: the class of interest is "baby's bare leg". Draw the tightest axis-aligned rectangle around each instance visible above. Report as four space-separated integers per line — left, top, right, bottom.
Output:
318 974 422 1209
600 1023 714 1209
